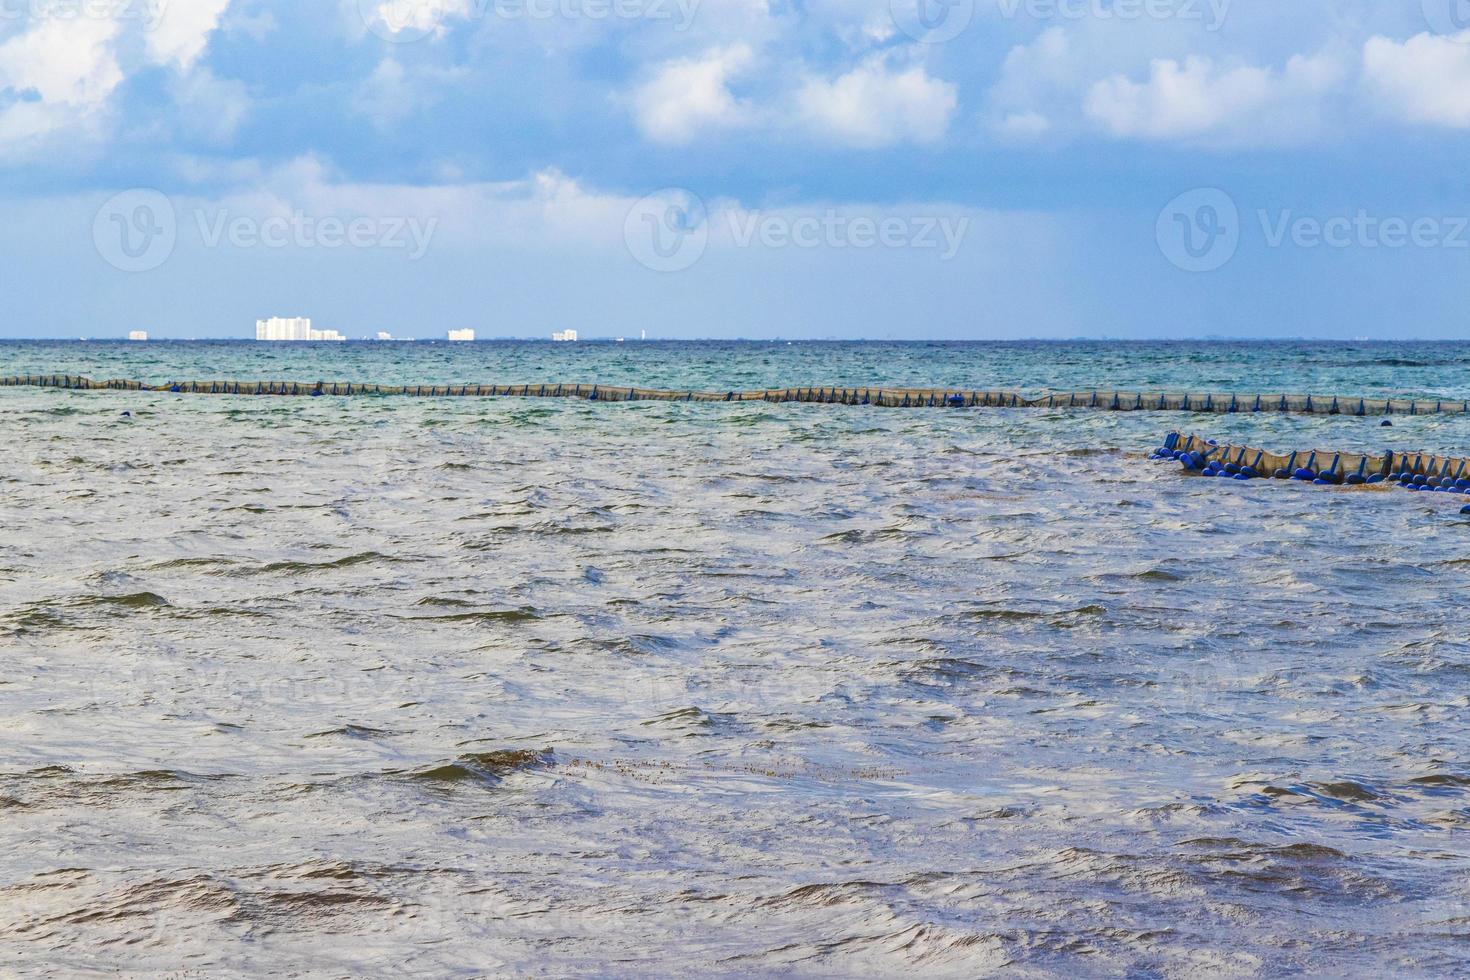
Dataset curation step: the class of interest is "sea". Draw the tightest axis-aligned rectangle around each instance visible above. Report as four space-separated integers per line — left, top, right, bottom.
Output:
1 339 1469 976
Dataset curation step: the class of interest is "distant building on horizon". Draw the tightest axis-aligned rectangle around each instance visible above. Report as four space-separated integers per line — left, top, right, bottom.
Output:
256 317 344 342
376 331 392 341
552 329 578 342
447 329 475 342
127 330 148 342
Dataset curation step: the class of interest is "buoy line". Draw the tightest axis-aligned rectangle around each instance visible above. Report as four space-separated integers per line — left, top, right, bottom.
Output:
5 375 1470 416
1153 432 1470 510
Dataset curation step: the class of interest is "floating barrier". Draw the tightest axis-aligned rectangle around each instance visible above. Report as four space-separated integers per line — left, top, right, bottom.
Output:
1151 432 1470 494
4 375 1470 415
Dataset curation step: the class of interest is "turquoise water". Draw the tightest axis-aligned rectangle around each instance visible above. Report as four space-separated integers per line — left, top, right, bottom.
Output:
1 341 1468 974
6 338 1470 397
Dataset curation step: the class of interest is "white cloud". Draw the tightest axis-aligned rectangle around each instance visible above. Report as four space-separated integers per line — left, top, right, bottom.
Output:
796 57 956 148
984 26 1097 143
0 16 122 156
353 58 420 127
0 0 235 160
1085 56 1271 139
148 0 233 70
985 17 1357 148
359 0 465 41
0 16 122 107
996 111 1050 142
1363 31 1470 129
182 159 644 252
225 3 278 41
366 0 438 38
632 44 754 145
1084 52 1344 143
177 156 1010 265
172 67 250 145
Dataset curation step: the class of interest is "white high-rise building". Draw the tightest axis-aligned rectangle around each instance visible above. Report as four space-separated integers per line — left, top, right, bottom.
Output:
127 330 148 341
256 317 345 342
257 316 310 341
447 329 475 342
552 329 578 342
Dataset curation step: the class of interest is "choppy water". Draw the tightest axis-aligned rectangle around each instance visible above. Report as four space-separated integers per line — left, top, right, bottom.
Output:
2 341 1469 976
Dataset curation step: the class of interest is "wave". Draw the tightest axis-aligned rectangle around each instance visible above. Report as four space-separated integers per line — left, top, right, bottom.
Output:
402 748 554 786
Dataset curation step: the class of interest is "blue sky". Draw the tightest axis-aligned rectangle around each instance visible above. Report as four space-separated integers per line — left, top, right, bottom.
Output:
3 0 1468 338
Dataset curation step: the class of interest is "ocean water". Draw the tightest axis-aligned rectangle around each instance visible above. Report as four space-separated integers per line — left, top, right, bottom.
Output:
2 340 1469 975
8 338 1470 399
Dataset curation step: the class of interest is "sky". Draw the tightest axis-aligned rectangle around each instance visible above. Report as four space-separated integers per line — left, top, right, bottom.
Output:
2 0 1468 339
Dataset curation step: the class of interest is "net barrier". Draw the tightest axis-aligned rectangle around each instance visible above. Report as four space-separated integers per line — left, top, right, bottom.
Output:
4 375 1470 415
1151 432 1470 499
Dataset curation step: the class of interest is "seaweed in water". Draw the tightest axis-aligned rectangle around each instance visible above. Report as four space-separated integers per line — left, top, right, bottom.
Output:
405 748 554 786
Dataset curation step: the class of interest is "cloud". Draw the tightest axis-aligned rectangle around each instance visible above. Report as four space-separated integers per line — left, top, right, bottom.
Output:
632 44 754 145
995 111 1050 142
796 57 956 148
172 67 251 145
353 58 423 127
148 0 233 70
1083 52 1344 144
188 157 630 249
360 0 434 39
358 0 466 41
0 16 122 156
0 0 234 161
985 16 1357 148
629 37 957 150
1086 56 1271 139
0 16 122 107
225 3 278 41
1363 31 1470 129
983 26 1100 144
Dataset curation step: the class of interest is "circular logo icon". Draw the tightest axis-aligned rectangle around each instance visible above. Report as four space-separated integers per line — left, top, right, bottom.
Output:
358 0 446 43
624 189 708 273
1156 188 1239 273
890 0 974 44
93 189 177 273
1422 0 1470 39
